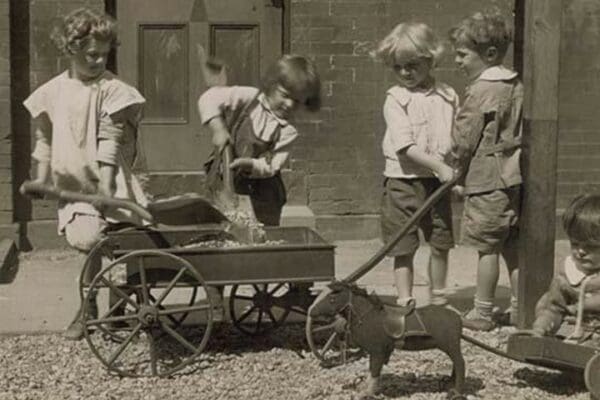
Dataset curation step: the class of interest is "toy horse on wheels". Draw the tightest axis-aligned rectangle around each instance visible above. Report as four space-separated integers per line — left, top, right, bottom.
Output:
306 178 467 400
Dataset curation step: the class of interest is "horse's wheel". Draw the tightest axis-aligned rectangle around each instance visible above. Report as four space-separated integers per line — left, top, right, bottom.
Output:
306 312 361 366
585 353 600 398
229 283 299 336
82 250 214 377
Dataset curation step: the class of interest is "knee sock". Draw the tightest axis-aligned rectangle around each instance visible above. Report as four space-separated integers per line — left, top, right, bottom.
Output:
396 296 415 307
430 288 448 306
471 297 494 320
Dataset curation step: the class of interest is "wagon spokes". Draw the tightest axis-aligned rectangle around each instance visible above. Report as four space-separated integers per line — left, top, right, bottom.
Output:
267 283 285 295
138 258 150 306
148 332 158 376
148 288 200 328
86 313 138 328
153 267 187 306
82 250 213 378
106 323 143 366
237 304 259 323
160 322 200 354
99 276 140 310
229 283 292 336
305 313 363 367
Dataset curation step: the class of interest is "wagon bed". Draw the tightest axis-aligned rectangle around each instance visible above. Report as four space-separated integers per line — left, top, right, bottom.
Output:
106 226 335 285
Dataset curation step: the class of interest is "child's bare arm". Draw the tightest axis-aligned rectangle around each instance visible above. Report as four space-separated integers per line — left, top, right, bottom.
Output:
206 117 231 151
198 86 259 151
32 113 52 184
230 151 289 178
401 146 455 183
98 162 117 197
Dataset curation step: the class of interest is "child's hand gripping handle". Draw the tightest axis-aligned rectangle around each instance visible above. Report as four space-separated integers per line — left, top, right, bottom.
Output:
222 145 234 193
19 180 155 224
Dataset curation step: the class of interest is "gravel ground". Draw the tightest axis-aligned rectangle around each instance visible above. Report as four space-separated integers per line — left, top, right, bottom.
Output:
0 323 592 400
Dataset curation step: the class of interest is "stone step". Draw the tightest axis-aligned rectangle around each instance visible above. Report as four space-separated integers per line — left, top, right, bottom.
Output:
281 205 315 229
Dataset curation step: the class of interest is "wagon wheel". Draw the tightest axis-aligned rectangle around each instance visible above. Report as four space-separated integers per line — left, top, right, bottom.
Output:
585 353 600 399
229 283 303 336
79 237 126 342
149 286 198 327
305 311 362 367
82 250 214 377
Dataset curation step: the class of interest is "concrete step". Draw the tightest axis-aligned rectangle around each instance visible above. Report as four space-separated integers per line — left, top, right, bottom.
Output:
281 205 315 229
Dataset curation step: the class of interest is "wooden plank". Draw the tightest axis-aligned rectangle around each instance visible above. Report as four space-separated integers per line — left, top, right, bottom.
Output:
517 0 563 328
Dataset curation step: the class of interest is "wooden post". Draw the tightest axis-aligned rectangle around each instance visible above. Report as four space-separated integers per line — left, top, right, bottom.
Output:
517 0 563 328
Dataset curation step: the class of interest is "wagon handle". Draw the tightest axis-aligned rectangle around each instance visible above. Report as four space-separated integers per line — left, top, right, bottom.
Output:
343 173 460 284
20 180 155 224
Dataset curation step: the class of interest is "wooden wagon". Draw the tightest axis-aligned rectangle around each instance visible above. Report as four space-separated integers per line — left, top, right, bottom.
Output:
77 224 335 377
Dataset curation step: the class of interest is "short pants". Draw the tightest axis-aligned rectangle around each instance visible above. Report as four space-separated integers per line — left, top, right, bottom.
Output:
461 185 520 253
64 213 108 252
380 177 454 257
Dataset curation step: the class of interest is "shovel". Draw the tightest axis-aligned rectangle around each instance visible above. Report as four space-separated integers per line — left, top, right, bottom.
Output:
20 181 155 223
209 144 264 243
221 144 257 221
19 181 258 243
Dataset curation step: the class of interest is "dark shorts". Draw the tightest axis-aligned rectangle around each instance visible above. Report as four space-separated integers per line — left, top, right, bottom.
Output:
461 186 520 253
235 174 286 227
380 178 454 257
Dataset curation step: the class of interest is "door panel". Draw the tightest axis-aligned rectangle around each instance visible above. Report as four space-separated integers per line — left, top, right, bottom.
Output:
117 0 282 172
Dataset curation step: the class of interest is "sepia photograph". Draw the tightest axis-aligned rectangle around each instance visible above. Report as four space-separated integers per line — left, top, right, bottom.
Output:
0 0 598 399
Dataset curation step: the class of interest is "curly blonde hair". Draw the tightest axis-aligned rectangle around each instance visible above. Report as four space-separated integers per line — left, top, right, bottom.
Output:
51 8 118 55
373 22 445 67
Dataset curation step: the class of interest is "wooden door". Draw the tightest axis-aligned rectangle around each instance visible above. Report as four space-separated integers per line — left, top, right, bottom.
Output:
117 0 283 173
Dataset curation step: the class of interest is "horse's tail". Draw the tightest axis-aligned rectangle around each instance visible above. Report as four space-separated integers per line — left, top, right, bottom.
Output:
460 333 525 363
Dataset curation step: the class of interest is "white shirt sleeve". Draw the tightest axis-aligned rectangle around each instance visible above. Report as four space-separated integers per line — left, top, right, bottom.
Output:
383 95 414 153
198 86 260 125
273 125 298 151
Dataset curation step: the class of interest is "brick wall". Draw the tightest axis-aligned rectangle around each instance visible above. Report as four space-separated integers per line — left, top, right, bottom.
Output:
557 0 600 212
6 0 600 244
0 0 12 226
289 0 514 233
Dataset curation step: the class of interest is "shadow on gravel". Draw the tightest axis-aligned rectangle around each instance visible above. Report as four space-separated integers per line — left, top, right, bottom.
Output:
201 322 311 355
377 372 484 398
513 367 588 396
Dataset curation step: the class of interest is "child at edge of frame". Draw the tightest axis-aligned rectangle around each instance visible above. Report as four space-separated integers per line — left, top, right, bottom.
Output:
22 8 149 340
528 194 600 343
448 11 523 331
197 54 322 315
372 22 458 311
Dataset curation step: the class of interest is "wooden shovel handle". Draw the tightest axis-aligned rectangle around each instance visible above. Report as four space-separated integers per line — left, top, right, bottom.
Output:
20 181 154 223
221 144 234 193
